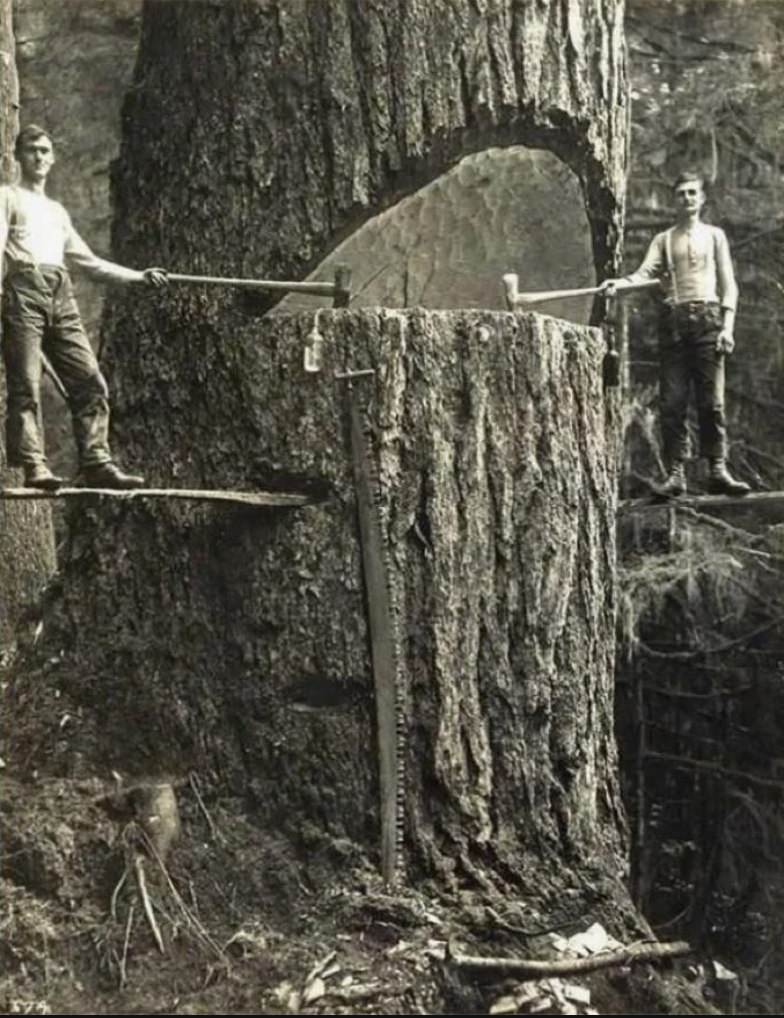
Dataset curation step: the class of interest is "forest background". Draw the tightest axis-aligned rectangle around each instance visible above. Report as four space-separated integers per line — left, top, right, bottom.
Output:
618 3 784 1014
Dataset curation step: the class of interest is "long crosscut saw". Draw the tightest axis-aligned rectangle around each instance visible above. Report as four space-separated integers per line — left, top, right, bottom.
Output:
337 368 404 886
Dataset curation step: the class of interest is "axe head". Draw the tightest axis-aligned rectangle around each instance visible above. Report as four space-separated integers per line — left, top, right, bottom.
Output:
502 273 519 310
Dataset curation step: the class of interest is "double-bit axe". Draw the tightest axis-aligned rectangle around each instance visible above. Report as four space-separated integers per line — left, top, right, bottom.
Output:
168 264 352 308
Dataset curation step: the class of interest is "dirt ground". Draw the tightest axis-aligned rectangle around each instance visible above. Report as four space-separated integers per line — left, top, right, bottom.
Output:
0 639 730 1016
0 773 730 1016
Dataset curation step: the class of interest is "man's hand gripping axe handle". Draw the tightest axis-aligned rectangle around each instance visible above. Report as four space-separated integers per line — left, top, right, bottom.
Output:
502 273 661 309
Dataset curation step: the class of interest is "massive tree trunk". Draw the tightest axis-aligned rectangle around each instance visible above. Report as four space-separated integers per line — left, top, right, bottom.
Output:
49 307 625 888
7 0 629 892
0 0 56 653
111 0 627 295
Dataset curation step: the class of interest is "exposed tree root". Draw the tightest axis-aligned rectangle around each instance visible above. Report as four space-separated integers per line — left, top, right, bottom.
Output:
98 816 228 990
188 772 223 845
119 903 135 990
134 855 164 954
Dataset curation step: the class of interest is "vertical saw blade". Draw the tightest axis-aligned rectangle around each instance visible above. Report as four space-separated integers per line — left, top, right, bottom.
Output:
346 384 403 885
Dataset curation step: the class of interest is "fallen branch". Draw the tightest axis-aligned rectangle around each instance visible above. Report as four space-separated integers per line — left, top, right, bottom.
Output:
449 938 691 977
619 490 784 513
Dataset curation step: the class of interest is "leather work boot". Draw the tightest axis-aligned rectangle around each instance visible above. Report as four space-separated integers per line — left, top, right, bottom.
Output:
706 459 751 497
23 462 65 491
658 461 687 497
81 462 146 490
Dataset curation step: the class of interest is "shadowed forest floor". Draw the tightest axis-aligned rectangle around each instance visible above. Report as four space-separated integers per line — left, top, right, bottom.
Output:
1 645 726 1016
0 774 726 1016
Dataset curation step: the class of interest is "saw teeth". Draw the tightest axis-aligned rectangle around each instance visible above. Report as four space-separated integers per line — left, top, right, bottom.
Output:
349 390 406 884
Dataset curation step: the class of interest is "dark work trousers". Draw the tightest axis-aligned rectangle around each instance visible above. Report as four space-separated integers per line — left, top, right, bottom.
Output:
658 301 727 468
1 265 112 469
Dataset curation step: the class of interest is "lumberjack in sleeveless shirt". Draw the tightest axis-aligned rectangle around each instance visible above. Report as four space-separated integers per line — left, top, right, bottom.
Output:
0 125 168 490
603 170 751 498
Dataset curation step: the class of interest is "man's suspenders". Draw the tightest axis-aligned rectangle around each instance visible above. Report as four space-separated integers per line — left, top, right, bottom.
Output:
664 224 721 307
664 226 678 304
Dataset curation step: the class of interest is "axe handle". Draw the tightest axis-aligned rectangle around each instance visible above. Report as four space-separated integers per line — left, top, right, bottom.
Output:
167 273 337 297
515 284 604 304
504 276 661 308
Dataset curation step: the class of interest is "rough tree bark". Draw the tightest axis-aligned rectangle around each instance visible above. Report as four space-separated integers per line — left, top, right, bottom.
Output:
111 0 627 295
7 0 629 893
0 0 56 653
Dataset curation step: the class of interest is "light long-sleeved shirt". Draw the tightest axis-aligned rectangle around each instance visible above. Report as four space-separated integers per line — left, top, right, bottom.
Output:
627 222 738 312
0 184 143 286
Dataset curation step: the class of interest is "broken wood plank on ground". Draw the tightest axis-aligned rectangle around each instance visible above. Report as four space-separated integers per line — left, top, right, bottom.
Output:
0 487 316 508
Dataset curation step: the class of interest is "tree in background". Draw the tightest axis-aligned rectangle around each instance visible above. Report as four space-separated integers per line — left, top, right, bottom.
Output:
619 2 784 1011
0 0 56 655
